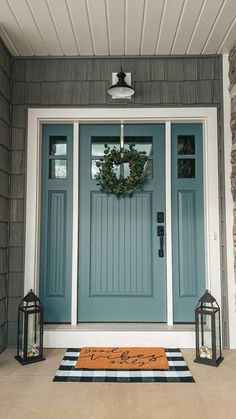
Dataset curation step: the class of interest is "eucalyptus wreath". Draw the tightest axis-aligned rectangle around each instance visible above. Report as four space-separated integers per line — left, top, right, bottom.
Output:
95 144 148 198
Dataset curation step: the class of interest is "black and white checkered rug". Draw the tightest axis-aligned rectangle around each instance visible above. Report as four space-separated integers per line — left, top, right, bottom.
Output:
53 348 195 383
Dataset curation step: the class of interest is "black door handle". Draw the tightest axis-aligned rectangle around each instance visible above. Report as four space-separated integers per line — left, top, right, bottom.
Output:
157 226 164 257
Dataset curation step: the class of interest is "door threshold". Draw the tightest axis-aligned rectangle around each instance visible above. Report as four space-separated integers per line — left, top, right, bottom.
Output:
44 323 195 332
43 323 195 348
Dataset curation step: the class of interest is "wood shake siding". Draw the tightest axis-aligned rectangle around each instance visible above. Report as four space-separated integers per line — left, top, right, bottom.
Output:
0 39 11 353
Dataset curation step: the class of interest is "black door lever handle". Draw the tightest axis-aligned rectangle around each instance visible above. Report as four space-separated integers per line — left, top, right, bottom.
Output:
157 226 164 257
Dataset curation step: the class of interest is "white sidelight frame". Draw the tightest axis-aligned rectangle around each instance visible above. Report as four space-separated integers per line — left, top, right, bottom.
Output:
25 107 221 344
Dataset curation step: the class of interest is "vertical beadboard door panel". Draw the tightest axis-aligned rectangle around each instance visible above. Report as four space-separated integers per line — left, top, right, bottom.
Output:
78 124 166 322
172 123 205 322
90 193 152 296
46 191 67 297
40 124 73 322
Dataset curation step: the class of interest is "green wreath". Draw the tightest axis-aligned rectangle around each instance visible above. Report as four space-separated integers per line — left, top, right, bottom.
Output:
95 144 148 198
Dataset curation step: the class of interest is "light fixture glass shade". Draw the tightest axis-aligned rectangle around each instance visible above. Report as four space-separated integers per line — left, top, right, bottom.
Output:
108 70 135 99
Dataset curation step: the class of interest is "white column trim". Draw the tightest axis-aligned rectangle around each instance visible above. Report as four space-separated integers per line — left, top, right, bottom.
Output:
165 122 173 325
202 115 221 303
202 118 211 291
71 122 79 325
24 109 41 294
223 54 236 348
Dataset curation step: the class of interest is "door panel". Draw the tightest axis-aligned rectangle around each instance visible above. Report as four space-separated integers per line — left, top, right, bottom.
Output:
90 193 152 296
78 124 166 322
172 123 205 322
40 124 73 322
46 191 67 297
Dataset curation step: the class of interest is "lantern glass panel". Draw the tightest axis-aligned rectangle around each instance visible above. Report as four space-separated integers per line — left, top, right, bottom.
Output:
198 313 213 360
18 309 24 359
26 312 41 358
215 310 221 360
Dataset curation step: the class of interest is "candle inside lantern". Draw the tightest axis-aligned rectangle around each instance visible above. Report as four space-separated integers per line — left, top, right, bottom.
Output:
27 342 40 357
199 346 213 359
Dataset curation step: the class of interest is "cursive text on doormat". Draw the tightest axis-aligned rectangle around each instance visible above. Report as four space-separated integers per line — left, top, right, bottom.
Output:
75 347 169 370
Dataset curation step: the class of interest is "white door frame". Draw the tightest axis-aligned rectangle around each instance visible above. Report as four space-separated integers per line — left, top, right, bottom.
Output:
25 107 221 329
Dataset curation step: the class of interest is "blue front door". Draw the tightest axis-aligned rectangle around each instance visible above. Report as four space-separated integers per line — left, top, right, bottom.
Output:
78 124 166 322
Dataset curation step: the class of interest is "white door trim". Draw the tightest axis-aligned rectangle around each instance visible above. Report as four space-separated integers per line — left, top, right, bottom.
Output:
25 107 221 338
71 122 79 326
165 121 173 325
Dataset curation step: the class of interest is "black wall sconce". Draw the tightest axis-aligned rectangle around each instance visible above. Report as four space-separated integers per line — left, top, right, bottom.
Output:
108 69 135 99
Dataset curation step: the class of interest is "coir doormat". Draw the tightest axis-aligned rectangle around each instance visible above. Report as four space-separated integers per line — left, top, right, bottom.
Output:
53 348 195 383
75 347 169 370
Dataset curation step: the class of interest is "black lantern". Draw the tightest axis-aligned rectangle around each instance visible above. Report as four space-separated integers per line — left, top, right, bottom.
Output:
194 290 223 367
15 290 44 365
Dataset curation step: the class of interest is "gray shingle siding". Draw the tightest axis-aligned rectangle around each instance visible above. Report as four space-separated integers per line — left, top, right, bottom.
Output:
11 56 221 106
0 39 11 353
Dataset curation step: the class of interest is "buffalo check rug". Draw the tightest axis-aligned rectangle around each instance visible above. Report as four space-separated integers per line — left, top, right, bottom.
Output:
53 348 195 383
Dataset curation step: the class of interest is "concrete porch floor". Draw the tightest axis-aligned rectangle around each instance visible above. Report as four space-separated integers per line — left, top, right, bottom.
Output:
0 349 236 419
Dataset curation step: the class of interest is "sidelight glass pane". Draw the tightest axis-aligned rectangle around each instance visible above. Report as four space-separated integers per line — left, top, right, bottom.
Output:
178 158 195 178
49 159 67 179
177 135 195 155
49 136 67 156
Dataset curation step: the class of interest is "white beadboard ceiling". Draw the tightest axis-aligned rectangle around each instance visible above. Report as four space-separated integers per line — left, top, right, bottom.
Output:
0 0 235 57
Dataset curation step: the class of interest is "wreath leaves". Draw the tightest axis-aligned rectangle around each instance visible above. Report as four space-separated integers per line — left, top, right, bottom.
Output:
95 144 148 198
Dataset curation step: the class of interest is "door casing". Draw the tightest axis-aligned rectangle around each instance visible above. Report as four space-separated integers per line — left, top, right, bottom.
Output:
24 107 221 329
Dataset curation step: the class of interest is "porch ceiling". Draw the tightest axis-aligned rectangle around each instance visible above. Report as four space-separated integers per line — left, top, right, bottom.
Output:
0 0 235 57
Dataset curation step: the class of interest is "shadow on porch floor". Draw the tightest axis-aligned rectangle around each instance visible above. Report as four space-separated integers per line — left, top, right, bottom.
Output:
0 348 236 419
